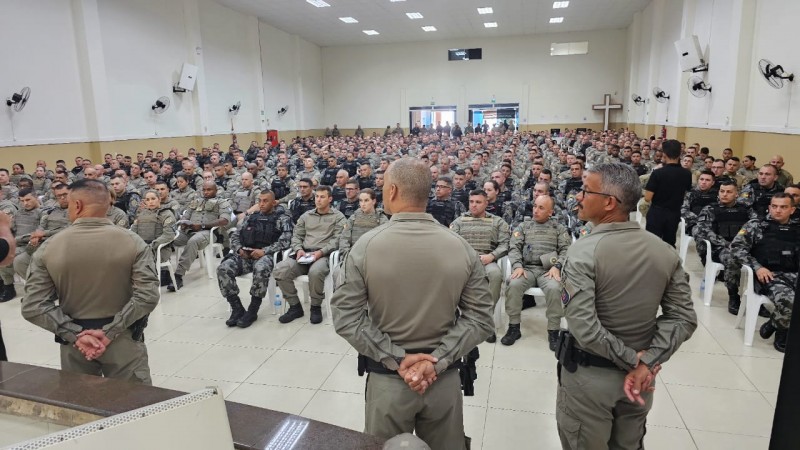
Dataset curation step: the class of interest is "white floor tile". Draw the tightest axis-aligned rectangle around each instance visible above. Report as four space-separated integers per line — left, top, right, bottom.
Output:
244 349 342 389
301 390 365 431
482 408 560 450
690 429 769 450
173 345 274 382
669 385 774 437
731 356 784 393
157 376 240 399
280 323 351 355
463 405 487 450
320 355 366 395
661 353 756 391
226 383 316 415
158 316 236 345
487 368 557 414
146 340 212 376
647 385 687 429
644 425 697 450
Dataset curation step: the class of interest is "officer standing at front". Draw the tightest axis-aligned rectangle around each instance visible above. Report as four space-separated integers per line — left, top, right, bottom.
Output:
217 190 292 328
557 163 696 449
450 189 509 343
22 180 158 384
331 158 494 450
730 193 799 352
503 195 570 348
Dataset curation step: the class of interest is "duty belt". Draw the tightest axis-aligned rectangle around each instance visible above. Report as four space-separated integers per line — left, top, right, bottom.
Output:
54 317 114 345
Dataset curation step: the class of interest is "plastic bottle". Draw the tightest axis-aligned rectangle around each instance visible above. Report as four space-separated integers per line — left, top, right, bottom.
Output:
273 293 282 315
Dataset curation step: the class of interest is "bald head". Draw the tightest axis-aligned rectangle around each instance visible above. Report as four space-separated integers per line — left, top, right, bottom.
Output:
385 157 431 208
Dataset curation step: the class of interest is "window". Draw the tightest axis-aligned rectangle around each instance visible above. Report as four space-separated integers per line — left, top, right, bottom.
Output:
550 41 589 56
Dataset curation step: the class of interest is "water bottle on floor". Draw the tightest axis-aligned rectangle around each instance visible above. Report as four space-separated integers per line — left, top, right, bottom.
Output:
700 279 705 291
273 293 282 315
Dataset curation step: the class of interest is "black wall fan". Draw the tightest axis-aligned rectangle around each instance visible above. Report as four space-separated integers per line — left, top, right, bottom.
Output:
653 87 670 103
151 96 170 113
631 94 645 105
6 87 31 112
229 101 241 115
758 59 794 89
687 76 711 97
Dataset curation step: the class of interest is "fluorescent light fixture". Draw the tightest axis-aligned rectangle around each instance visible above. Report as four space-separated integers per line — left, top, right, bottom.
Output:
363 30 380 35
306 0 330 7
390 0 406 2
484 22 498 28
339 17 358 23
549 17 564 23
477 7 494 14
422 26 437 32
406 12 423 19
553 1 570 8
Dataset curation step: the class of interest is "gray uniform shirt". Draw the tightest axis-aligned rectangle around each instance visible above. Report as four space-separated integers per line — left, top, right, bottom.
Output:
561 222 697 369
331 212 494 374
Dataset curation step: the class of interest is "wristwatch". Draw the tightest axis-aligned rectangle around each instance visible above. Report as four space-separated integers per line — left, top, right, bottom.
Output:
554 262 563 270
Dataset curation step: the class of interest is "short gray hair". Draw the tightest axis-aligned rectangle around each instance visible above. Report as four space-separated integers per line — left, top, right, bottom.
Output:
586 163 640 213
386 157 431 207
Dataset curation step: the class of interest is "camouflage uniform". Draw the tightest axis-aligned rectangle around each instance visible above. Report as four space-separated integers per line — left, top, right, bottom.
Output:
680 187 718 235
450 212 510 305
730 217 800 330
692 202 756 297
114 190 141 225
739 181 783 219
505 218 571 330
217 206 292 299
172 186 198 212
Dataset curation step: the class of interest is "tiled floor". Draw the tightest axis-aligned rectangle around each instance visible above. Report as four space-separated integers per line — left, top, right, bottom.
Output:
0 244 782 449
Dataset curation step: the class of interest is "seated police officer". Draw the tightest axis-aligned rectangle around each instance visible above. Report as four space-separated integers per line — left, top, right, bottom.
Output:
289 178 316 224
692 180 756 314
217 190 292 328
681 170 718 236
503 195 571 348
730 193 799 352
427 176 466 227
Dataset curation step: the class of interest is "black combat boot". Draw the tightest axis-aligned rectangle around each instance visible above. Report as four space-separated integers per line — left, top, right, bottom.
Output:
486 333 496 343
279 303 304 324
237 297 263 328
160 270 171 287
727 294 741 315
774 328 788 353
760 320 776 339
547 330 560 352
522 295 537 309
0 284 16 303
309 305 323 324
167 274 183 292
758 305 771 318
500 324 522 346
225 295 245 327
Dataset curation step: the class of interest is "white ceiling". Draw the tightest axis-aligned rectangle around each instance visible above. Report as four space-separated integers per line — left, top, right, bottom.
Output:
215 0 652 47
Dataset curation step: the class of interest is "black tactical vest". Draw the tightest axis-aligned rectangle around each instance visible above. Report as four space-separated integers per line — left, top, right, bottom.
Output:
751 183 781 218
339 200 359 219
291 198 316 223
427 199 457 226
271 178 289 200
452 188 469 208
564 178 583 199
691 189 718 215
114 191 139 213
240 212 281 249
752 221 800 272
712 204 751 241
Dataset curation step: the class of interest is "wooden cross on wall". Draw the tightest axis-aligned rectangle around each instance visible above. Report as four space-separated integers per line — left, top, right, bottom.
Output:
592 94 622 131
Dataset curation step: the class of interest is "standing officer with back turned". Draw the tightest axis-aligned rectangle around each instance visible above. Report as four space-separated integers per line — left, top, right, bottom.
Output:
557 163 696 449
332 158 494 450
22 180 158 384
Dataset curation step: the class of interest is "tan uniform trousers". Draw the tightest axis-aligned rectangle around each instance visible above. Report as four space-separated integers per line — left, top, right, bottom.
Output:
173 230 210 276
13 248 32 281
556 364 652 450
504 266 562 328
60 330 152 385
365 369 466 450
484 262 503 307
273 257 329 306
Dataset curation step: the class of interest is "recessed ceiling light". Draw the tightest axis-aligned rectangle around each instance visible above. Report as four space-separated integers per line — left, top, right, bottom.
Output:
422 26 437 32
363 30 380 35
553 1 570 8
390 0 406 2
406 12 423 19
549 17 564 23
306 0 330 7
484 22 498 28
477 7 494 14
339 17 358 23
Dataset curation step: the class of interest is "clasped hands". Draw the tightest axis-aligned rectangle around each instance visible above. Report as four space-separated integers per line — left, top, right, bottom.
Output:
74 330 111 361
397 354 439 395
623 350 662 406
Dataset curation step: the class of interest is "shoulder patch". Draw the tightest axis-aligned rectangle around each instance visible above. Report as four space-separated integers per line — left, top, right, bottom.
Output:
738 228 747 235
513 231 521 238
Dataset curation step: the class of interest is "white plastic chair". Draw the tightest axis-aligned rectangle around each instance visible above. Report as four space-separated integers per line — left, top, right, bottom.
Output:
204 212 236 279
701 239 725 307
501 258 546 326
633 198 644 225
678 218 693 265
156 230 179 299
292 250 336 323
734 265 772 346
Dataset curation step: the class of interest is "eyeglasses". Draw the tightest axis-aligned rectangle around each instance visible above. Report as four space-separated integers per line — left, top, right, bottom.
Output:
581 188 621 204
436 185 452 189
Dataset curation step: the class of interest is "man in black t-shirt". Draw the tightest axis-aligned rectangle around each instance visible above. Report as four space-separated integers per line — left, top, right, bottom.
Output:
644 139 692 247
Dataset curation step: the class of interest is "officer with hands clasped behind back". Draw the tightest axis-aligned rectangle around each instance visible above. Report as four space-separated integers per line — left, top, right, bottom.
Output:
332 158 494 450
217 190 292 328
556 163 697 449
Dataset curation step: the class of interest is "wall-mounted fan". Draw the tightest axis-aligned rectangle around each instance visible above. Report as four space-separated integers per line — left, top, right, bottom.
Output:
277 105 289 116
758 59 794 89
687 76 711 98
151 96 170 113
229 101 241 115
6 87 31 112
631 94 645 105
652 87 670 103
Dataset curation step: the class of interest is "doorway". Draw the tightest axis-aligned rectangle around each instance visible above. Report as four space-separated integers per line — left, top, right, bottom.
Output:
409 106 457 131
468 103 520 131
